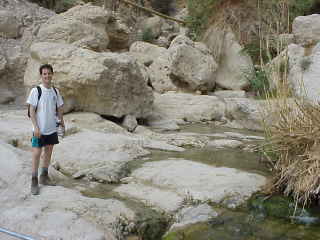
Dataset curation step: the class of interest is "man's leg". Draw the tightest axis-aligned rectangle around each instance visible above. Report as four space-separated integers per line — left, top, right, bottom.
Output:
42 144 54 168
31 147 42 195
39 144 56 186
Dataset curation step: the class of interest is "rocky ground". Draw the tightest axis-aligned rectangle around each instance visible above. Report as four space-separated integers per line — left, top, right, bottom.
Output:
0 103 268 240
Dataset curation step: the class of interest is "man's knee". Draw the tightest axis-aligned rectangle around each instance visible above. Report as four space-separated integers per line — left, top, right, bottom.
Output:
44 145 54 154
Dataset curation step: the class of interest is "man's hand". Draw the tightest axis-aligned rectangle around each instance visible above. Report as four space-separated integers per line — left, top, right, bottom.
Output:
61 125 65 135
34 127 41 138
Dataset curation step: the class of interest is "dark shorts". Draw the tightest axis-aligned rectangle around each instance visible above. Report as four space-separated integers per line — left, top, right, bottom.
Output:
31 132 59 148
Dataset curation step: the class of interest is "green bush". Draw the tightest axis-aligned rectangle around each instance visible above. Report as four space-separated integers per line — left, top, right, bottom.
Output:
288 0 317 20
242 38 279 65
243 67 270 98
185 0 222 40
142 28 154 43
184 15 203 41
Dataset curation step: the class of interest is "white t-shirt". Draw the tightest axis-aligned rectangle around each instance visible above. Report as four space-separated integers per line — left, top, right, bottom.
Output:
27 84 64 135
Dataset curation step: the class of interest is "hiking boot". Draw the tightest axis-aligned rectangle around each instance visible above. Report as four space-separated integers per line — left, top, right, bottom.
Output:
39 174 56 186
31 177 39 195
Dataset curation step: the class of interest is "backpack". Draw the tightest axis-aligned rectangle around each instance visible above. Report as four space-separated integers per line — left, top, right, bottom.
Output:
27 86 58 118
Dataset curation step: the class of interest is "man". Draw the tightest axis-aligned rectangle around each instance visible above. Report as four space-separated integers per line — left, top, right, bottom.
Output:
27 64 64 195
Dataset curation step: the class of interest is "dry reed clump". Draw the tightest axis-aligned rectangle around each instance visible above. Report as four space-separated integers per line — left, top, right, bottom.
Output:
263 96 320 206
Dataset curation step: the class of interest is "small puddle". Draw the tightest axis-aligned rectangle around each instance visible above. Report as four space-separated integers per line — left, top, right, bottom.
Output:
165 207 320 240
129 123 270 176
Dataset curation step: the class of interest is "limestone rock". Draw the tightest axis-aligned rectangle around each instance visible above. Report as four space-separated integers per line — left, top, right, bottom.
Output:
115 159 266 211
24 42 154 118
0 141 134 240
148 51 178 92
293 14 320 46
149 92 225 123
63 112 129 134
170 204 218 231
212 90 246 98
224 98 265 131
288 43 320 104
168 35 218 92
53 130 150 182
37 4 110 51
207 139 243 149
116 182 183 212
135 35 218 93
122 114 138 132
130 41 166 66
203 27 252 90
134 125 209 148
0 0 54 103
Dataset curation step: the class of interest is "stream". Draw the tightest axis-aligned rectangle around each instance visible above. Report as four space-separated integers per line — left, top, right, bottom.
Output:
60 122 320 240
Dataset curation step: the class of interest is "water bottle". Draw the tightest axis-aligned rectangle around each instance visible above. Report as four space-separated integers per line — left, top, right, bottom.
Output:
57 120 65 138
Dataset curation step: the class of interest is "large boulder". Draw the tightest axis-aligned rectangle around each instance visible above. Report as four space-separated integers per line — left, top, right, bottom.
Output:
37 4 110 51
168 35 218 92
288 43 320 104
24 42 154 118
143 35 218 93
0 0 54 103
292 14 320 46
148 50 178 92
202 27 252 90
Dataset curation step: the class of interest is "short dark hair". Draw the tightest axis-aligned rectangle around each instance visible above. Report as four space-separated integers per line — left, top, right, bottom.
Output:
39 64 54 74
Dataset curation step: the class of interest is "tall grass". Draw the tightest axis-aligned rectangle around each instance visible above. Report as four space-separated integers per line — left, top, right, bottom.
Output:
259 0 320 206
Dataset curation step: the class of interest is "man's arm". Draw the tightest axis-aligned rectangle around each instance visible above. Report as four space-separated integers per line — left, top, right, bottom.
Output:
57 105 65 128
30 105 41 138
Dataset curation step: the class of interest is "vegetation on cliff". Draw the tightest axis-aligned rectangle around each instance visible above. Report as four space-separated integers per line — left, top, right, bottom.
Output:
184 0 320 206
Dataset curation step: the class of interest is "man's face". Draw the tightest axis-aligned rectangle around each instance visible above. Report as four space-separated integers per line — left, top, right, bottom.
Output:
41 68 53 85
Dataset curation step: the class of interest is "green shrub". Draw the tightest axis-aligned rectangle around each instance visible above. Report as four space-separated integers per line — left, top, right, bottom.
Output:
243 67 270 98
142 28 154 43
288 0 317 20
184 15 204 41
242 38 279 65
185 0 222 40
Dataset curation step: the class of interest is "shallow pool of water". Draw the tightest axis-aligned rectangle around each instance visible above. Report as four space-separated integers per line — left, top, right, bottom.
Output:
69 123 320 240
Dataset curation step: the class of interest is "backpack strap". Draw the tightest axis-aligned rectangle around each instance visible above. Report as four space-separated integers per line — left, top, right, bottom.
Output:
53 86 58 116
36 86 42 102
27 86 42 118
